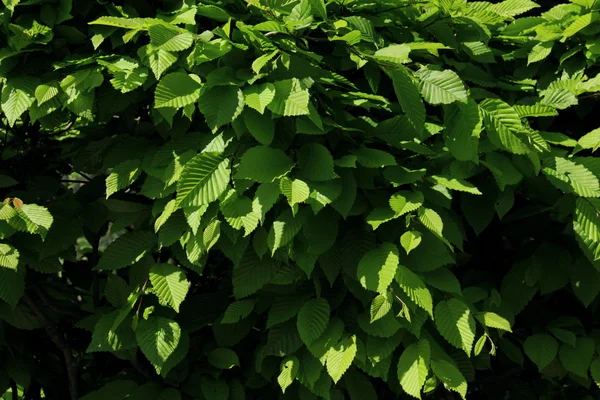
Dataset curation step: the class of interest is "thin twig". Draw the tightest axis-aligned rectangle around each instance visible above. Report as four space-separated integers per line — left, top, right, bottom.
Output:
420 15 452 30
304 36 329 42
135 279 149 316
75 171 92 181
23 294 78 400
49 121 74 137
61 179 88 184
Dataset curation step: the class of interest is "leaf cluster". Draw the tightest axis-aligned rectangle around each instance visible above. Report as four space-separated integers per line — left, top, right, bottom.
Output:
1 0 600 398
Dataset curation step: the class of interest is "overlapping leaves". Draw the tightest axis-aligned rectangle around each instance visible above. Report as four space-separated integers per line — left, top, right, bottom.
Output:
2 0 600 399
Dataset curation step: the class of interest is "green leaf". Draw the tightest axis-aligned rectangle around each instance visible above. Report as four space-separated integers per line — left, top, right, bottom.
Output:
278 356 299 393
397 339 430 399
391 67 426 136
297 143 337 181
250 183 279 225
514 103 558 118
576 128 600 153
374 44 411 65
252 50 278 74
490 0 539 16
326 335 357 383
431 359 467 400
331 30 361 44
297 298 330 346
550 328 576 347
429 175 482 195
244 83 276 114
267 295 305 328
400 231 422 255
104 275 129 308
417 207 444 238
222 299 255 324
528 41 553 65
154 72 202 109
544 158 600 198
307 317 344 363
87 311 136 353
10 204 53 240
35 81 59 105
149 263 188 312
0 267 24 307
99 58 149 93
232 251 274 299
424 268 462 294
366 206 397 230
208 348 240 369
561 12 598 41
370 293 392 322
476 312 512 332
357 242 399 294
354 147 397 168
149 24 193 51
389 191 424 215
106 160 141 198
571 257 600 306
434 299 476 356
200 376 229 400
154 199 177 233
88 16 149 28
280 177 310 208
541 89 578 110
136 316 181 374
243 109 274 145
524 333 558 371
267 78 310 116
1 77 37 127
308 0 327 18
573 198 600 263
0 174 18 188
462 41 495 63
198 86 245 132
559 337 595 378
190 38 232 66
331 170 356 218
344 369 377 400
236 146 294 183
80 381 138 400
111 68 148 94
176 152 230 207
396 265 434 318
220 190 259 236
485 152 523 190
95 231 155 270
416 69 467 105
474 335 487 356
141 47 177 79
0 244 19 270
479 99 530 155
591 359 600 388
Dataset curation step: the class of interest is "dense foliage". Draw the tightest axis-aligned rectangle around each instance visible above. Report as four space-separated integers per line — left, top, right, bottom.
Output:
2 0 600 398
